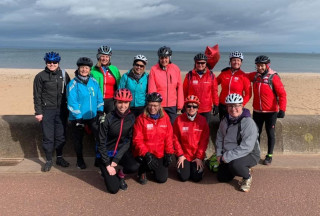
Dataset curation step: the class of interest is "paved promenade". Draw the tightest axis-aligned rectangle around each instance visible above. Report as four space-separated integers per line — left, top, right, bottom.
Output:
1 155 320 216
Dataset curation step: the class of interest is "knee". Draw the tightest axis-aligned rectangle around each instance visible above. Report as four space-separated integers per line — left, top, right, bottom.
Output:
107 187 119 194
156 176 168 183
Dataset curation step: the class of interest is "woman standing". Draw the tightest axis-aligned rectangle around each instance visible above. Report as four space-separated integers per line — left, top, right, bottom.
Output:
173 95 209 182
98 89 139 194
118 55 148 117
132 92 175 184
67 57 104 169
91 45 121 114
33 51 70 172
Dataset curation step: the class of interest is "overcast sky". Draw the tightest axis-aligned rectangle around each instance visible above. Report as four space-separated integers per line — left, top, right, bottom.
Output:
1 0 319 53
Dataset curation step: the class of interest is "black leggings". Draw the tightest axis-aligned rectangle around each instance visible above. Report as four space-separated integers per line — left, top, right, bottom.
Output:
177 160 203 182
218 104 227 121
163 106 177 125
253 111 278 155
99 151 139 194
217 154 257 182
138 157 168 183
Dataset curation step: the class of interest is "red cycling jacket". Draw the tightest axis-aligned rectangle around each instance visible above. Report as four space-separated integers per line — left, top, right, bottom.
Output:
148 63 184 109
183 68 219 113
247 68 287 112
173 113 209 161
132 111 174 158
217 68 251 106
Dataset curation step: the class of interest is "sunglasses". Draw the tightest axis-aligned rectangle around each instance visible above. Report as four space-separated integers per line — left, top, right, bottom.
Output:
135 63 145 68
186 105 199 109
46 61 58 64
196 62 206 65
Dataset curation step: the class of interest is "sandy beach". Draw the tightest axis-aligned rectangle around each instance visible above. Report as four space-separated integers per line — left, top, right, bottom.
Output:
0 68 319 115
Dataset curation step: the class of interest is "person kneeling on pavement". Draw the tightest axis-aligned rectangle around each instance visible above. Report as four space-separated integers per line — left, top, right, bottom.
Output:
216 93 260 192
97 89 139 194
132 92 175 185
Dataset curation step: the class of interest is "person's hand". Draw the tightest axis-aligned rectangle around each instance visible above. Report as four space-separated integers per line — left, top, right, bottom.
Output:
106 165 116 176
163 154 173 167
192 158 204 171
144 152 159 170
177 155 186 168
111 162 117 167
277 110 285 118
35 114 43 122
177 109 182 114
216 156 221 164
97 111 105 124
213 105 219 116
75 119 85 128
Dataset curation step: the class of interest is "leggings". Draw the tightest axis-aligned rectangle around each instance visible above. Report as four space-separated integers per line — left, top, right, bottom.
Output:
217 154 257 182
177 160 203 182
163 106 177 125
253 111 278 155
138 157 168 183
218 104 227 121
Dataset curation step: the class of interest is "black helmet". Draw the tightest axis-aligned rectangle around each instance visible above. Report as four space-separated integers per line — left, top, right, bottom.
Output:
77 57 93 67
255 55 270 64
157 46 172 57
194 53 207 62
147 92 163 102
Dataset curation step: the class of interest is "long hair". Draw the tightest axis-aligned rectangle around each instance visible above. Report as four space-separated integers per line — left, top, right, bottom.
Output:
143 105 165 118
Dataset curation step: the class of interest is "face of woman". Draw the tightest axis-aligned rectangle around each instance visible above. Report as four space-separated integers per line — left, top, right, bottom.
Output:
226 103 243 118
159 56 170 67
46 61 59 72
79 65 91 76
116 101 130 114
256 63 267 74
147 102 161 115
230 58 242 70
195 61 207 71
185 103 199 116
133 60 145 75
99 55 110 66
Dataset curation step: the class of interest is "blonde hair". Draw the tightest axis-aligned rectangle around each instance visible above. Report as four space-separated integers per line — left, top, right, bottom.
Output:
143 105 165 118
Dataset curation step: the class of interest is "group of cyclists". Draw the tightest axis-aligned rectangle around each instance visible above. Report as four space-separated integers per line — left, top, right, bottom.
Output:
33 45 287 193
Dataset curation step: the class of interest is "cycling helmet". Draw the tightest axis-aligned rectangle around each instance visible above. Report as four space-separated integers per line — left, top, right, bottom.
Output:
229 51 244 60
133 54 148 65
157 46 172 57
225 93 243 104
255 55 270 64
147 92 163 103
44 51 61 63
184 95 200 105
194 53 208 62
76 57 93 67
97 45 112 59
114 88 133 102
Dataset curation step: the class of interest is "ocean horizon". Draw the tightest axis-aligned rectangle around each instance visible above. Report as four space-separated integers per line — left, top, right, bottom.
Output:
0 48 319 73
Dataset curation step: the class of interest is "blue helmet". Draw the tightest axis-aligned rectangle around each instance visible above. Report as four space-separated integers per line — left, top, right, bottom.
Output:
44 52 61 63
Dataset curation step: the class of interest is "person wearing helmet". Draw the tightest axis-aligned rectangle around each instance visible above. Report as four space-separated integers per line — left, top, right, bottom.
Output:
91 45 121 115
118 54 149 117
183 52 219 123
97 88 139 194
172 95 209 182
148 46 184 124
33 51 70 172
246 55 287 165
67 57 104 169
132 92 175 185
217 51 251 121
216 93 260 192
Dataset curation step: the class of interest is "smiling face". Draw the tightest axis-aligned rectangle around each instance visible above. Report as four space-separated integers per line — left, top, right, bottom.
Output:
99 54 110 66
256 63 267 73
226 103 243 118
115 101 130 114
133 60 145 75
159 56 170 67
147 102 161 115
185 103 199 116
195 61 207 71
79 65 91 76
46 61 59 72
230 58 242 70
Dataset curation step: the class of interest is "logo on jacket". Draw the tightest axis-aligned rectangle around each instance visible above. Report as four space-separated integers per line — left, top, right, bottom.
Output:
160 125 167 128
182 127 189 132
194 128 202 132
147 124 153 130
234 77 239 81
192 80 198 85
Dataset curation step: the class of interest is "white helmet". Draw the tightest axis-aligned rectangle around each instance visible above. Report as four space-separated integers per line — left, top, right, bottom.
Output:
229 51 244 60
133 54 148 65
225 93 243 104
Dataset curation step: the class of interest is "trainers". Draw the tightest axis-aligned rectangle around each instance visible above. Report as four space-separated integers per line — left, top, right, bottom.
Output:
76 158 87 169
56 157 70 167
240 176 253 192
138 173 148 185
43 160 53 172
119 178 128 191
263 155 272 165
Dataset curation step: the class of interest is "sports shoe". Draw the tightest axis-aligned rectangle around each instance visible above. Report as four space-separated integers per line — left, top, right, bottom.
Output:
43 160 53 172
56 157 70 167
138 173 148 185
240 176 253 192
76 158 87 169
119 178 128 191
263 155 273 165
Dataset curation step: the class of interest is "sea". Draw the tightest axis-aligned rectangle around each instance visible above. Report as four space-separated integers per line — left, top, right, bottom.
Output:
0 48 319 73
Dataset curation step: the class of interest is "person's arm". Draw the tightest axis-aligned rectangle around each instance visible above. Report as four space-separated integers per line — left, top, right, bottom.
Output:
176 68 184 110
195 120 210 160
242 75 252 106
98 117 111 166
33 74 43 117
96 82 104 112
164 115 175 154
212 74 219 106
118 73 127 89
172 117 184 157
132 117 149 157
182 74 189 99
67 80 82 120
273 75 287 112
147 67 157 94
215 120 224 161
